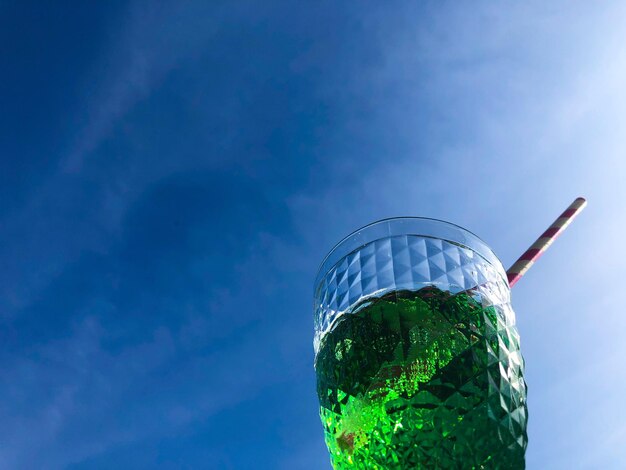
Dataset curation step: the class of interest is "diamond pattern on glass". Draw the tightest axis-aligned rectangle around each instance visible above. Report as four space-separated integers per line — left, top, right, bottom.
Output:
314 235 509 353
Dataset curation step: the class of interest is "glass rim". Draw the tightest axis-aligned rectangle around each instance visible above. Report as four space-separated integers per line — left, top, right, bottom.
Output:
314 216 506 290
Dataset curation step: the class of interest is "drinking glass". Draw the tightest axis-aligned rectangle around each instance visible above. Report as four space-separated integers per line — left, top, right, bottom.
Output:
313 217 527 469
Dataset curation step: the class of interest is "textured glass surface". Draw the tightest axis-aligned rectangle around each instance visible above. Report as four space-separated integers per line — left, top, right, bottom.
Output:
313 219 527 469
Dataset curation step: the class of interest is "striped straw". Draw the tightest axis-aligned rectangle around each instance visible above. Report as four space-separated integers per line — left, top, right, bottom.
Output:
507 197 587 288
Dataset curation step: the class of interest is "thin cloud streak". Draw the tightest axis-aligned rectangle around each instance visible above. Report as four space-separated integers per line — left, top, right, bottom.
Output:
61 1 227 173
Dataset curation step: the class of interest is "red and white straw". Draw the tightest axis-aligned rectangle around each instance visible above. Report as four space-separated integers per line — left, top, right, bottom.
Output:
507 197 587 288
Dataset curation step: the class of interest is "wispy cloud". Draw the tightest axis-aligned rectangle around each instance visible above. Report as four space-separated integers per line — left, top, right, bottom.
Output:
61 1 227 173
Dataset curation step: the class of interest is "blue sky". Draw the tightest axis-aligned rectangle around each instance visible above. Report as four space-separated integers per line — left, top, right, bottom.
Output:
1 1 626 468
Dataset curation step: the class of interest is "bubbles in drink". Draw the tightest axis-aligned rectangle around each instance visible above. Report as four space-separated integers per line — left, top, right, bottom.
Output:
315 287 527 469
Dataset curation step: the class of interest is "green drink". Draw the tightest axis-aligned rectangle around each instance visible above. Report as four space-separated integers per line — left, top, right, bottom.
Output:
316 287 526 468
314 219 527 469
